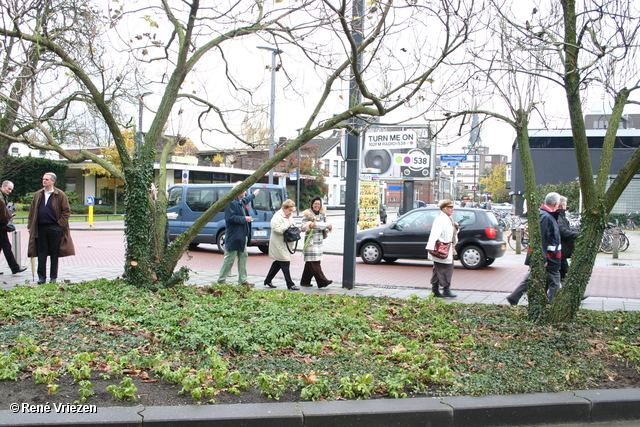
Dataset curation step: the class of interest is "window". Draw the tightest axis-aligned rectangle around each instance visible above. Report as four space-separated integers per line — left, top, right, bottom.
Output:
324 160 330 172
167 187 183 207
186 188 217 212
340 161 345 178
11 147 18 156
333 160 339 177
253 189 283 212
39 150 46 157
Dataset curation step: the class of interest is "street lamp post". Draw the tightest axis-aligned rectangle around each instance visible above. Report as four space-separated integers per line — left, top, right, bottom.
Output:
137 92 152 154
296 128 302 215
257 46 283 185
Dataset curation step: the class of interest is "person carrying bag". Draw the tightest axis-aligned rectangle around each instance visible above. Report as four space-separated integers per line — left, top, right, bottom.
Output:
425 199 458 298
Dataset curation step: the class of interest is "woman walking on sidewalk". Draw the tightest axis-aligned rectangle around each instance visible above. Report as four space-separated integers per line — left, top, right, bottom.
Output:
264 199 300 291
426 199 458 298
300 197 333 288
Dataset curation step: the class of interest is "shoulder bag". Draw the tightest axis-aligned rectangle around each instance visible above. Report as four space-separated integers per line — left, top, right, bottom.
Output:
284 226 301 254
428 240 450 259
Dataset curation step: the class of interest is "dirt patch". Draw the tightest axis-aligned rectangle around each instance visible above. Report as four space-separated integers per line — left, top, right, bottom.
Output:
1 358 638 409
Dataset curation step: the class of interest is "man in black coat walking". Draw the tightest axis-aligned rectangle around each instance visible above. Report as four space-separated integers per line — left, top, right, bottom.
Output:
217 183 260 286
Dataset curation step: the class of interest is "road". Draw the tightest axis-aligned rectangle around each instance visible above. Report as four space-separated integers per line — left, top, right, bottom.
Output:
5 214 640 299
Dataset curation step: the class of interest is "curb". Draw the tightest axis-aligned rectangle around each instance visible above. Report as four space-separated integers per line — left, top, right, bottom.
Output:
2 388 639 426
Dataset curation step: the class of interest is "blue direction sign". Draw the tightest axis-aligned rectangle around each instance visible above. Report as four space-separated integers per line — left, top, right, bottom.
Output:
447 162 460 167
86 196 94 206
440 155 467 161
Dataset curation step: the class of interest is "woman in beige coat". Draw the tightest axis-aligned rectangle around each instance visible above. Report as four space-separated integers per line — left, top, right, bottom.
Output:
264 199 299 290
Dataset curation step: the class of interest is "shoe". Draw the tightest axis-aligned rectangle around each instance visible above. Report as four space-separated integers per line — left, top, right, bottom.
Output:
50 279 57 283
13 267 27 274
218 281 227 284
432 289 443 298
264 283 276 288
318 280 332 288
240 282 253 287
288 286 300 291
442 289 457 298
506 297 517 306
37 280 45 285
300 283 313 287
0 271 3 275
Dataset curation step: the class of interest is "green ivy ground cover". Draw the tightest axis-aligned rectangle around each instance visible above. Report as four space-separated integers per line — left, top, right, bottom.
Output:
0 279 638 404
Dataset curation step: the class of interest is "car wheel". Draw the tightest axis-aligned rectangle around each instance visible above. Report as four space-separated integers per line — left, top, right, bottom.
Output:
258 245 269 254
216 230 226 253
383 257 397 263
188 243 199 249
360 242 383 264
484 257 495 266
459 245 485 269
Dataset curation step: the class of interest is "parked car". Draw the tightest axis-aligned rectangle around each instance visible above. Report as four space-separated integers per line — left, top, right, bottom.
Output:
380 204 388 224
356 207 506 269
398 200 426 216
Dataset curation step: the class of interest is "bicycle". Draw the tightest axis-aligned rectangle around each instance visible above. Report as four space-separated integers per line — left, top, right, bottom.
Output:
507 223 530 251
599 223 629 253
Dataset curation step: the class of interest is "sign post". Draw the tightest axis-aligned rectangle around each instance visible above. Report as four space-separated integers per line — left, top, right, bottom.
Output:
86 196 94 227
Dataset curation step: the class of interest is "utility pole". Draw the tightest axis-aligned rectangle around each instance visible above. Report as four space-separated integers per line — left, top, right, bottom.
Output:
257 46 283 185
341 0 364 290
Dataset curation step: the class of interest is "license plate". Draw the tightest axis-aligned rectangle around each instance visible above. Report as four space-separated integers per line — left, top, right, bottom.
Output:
253 230 267 237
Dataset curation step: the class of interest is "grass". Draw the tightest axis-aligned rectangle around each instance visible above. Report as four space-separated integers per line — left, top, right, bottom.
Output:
0 278 638 403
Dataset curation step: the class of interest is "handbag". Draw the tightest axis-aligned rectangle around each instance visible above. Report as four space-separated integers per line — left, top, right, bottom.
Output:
428 240 450 259
283 226 301 242
283 226 300 255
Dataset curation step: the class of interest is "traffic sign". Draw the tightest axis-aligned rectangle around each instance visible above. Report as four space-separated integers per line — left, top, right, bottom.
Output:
86 196 94 206
447 162 460 167
440 155 467 161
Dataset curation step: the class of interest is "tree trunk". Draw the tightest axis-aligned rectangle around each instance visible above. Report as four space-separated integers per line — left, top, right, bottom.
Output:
514 111 549 323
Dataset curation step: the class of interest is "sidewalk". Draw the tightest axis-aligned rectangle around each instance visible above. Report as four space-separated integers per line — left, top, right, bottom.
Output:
2 222 640 427
2 222 639 312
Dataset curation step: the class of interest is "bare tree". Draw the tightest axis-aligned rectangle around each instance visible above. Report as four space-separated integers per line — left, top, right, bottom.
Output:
0 0 478 288
436 0 640 323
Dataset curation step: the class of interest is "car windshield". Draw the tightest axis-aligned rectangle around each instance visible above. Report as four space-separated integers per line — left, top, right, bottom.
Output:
453 210 476 226
396 210 438 229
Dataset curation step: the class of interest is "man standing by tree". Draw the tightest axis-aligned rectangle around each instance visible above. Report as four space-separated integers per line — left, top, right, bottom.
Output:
507 192 562 305
27 173 75 284
0 181 26 275
217 183 260 286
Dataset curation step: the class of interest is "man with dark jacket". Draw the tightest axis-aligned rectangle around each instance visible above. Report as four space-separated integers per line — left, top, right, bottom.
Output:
0 181 27 274
27 173 75 284
217 184 259 286
507 192 562 305
557 196 578 280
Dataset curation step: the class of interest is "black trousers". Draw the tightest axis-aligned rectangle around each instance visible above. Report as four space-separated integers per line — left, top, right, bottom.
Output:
264 260 295 288
37 223 63 283
0 230 20 273
560 257 570 280
300 261 330 287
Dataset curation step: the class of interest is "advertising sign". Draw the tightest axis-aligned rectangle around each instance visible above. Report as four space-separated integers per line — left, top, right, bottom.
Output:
358 178 381 231
360 126 434 181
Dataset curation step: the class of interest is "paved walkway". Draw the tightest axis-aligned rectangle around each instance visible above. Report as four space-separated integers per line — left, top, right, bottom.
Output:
2 220 639 312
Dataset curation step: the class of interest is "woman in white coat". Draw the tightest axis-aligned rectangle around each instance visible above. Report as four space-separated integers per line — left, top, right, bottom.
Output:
425 199 458 298
264 199 300 290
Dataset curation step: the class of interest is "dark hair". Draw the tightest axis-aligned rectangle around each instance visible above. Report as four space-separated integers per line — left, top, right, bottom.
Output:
310 196 323 206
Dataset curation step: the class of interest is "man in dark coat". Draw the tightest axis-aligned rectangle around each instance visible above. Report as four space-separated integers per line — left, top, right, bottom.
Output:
27 172 75 284
507 192 562 305
557 195 578 280
217 184 259 286
0 181 27 274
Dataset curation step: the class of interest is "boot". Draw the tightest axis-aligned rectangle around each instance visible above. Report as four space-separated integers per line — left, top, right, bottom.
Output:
432 287 443 298
442 288 457 298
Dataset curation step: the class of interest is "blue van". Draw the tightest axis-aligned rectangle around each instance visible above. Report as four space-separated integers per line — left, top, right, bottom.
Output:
166 183 287 253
